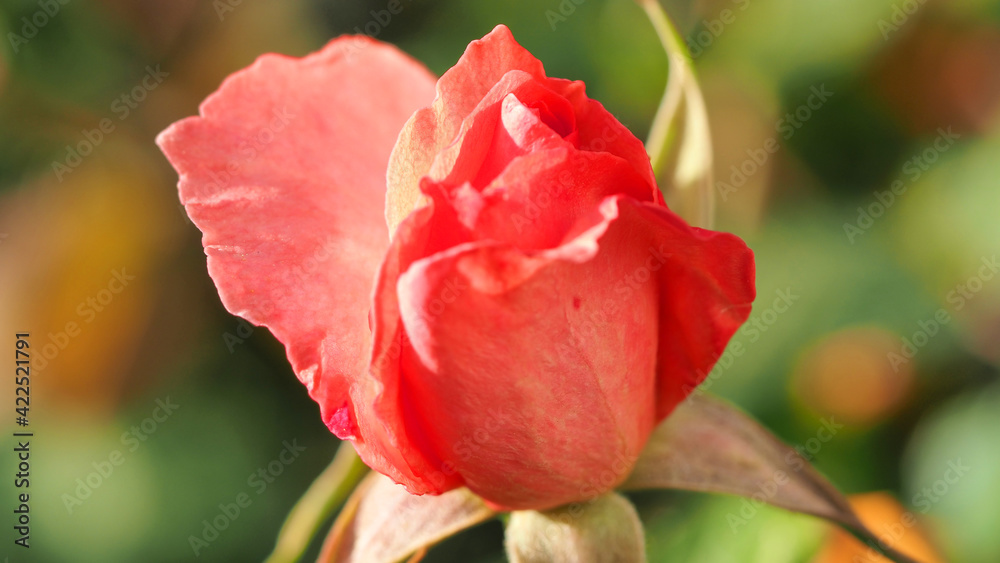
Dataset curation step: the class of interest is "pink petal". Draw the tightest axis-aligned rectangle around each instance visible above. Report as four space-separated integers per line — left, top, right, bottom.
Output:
425 72 576 191
379 195 754 509
358 204 467 494
386 25 548 235
429 145 654 251
550 78 659 191
157 37 436 443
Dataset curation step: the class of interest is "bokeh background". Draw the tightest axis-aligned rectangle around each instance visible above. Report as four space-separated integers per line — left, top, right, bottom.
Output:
1 0 998 561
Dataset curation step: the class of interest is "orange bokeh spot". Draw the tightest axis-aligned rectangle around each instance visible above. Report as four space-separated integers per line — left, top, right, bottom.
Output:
812 492 944 563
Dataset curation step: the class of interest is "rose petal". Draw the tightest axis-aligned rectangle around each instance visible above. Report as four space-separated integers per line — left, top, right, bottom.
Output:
386 24 548 235
380 195 754 509
425 73 575 191
644 215 756 419
357 204 466 494
430 146 654 251
157 37 436 438
550 78 659 192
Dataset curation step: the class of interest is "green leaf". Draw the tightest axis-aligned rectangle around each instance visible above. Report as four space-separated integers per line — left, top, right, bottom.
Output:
318 472 496 563
622 394 925 563
636 0 715 228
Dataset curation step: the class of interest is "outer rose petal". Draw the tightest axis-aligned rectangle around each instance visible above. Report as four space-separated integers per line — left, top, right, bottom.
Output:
387 196 754 509
386 25 547 235
362 205 467 495
156 38 436 449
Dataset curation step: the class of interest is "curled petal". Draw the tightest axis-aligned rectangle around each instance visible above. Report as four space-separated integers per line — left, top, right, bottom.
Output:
550 78 659 193
386 24 550 234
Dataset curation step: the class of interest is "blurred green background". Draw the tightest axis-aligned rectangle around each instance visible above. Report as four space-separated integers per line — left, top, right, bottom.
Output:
0 0 998 561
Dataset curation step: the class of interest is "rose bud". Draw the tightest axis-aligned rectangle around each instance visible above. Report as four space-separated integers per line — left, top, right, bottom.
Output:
158 25 755 511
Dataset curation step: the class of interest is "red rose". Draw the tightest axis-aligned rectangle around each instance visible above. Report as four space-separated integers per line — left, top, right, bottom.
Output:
158 25 755 510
